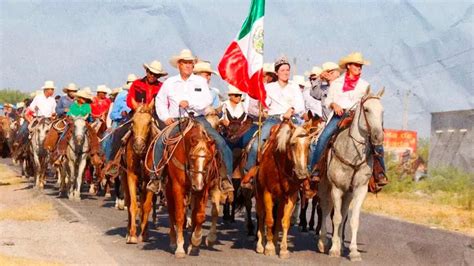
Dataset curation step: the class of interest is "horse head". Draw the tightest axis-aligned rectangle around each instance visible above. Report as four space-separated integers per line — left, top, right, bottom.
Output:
354 87 385 145
72 116 88 148
276 120 311 180
0 116 11 140
184 123 216 192
131 100 154 155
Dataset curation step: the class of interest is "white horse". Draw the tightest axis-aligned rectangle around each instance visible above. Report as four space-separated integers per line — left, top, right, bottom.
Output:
29 117 52 189
63 117 90 201
318 88 384 261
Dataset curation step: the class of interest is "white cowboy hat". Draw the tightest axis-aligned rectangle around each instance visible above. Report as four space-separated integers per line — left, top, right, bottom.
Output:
75 88 93 101
41 80 56 90
143 60 168 76
16 102 25 109
227 85 243 95
127 73 138 82
292 75 307 87
169 49 198 68
111 87 122 95
322 62 340 72
96 85 110 94
339 52 371 69
193 61 217 75
62 83 78 93
263 63 276 74
305 66 322 77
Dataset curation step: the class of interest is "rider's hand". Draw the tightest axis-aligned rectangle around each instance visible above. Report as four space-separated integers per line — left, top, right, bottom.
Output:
179 100 189 109
164 118 175 125
283 108 294 120
221 119 230 127
121 111 128 117
331 103 344 116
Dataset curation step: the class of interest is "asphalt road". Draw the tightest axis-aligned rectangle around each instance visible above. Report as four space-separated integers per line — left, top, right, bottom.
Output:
3 159 473 265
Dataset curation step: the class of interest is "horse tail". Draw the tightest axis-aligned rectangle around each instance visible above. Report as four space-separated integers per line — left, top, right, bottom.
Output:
234 185 246 213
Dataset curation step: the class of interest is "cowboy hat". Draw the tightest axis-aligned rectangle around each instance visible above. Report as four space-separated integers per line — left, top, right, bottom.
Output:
96 85 110 94
143 60 168 76
62 83 78 93
292 75 307 87
41 80 56 90
3 103 13 108
304 66 322 77
322 62 340 72
75 87 93 100
16 102 25 109
339 52 370 69
193 61 217 75
263 63 276 74
227 85 243 95
169 49 198 68
111 87 122 95
127 73 138 82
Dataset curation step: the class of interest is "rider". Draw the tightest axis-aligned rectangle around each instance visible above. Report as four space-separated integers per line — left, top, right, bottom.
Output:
244 56 306 173
91 85 111 122
247 63 276 120
309 52 388 187
293 74 322 120
193 60 221 110
56 83 78 117
310 62 341 122
149 49 234 193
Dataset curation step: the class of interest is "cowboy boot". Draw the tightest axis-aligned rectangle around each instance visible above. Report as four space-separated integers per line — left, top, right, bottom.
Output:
146 174 162 194
373 145 389 187
221 176 235 193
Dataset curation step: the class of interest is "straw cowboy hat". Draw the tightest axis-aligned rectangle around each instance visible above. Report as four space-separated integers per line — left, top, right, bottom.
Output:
111 87 122 95
41 80 56 90
169 49 198 68
193 61 217 75
322 61 340 72
16 102 25 109
263 63 276 74
3 103 13 108
127 73 138 83
143 60 168 76
62 83 78 93
292 75 309 87
339 52 371 69
305 66 323 77
96 85 111 94
75 87 93 100
227 85 243 95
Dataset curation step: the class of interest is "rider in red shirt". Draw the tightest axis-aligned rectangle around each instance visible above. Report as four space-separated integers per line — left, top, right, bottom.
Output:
126 60 168 110
91 85 112 120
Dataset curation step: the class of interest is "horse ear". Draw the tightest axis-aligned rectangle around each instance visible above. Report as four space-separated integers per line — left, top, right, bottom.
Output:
147 99 155 110
376 87 385 97
365 85 371 96
307 110 313 120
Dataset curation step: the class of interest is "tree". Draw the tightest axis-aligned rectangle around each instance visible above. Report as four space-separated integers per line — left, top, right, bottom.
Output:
0 89 31 105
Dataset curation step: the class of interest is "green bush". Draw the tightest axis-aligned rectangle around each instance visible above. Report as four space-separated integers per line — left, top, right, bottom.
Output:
0 89 30 105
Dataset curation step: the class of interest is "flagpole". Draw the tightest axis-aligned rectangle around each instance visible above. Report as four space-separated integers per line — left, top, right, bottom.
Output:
257 101 263 157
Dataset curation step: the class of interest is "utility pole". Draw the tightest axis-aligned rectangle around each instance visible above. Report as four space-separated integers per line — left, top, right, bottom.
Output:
400 89 413 130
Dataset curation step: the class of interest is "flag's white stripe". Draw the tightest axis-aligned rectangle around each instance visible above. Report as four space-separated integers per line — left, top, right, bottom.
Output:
236 17 264 77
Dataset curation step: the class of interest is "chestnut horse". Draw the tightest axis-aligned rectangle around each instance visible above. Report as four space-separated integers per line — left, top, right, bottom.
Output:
121 102 157 244
254 119 316 259
160 119 217 258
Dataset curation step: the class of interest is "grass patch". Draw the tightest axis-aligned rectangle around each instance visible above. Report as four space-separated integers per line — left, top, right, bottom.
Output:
0 202 55 221
0 253 62 266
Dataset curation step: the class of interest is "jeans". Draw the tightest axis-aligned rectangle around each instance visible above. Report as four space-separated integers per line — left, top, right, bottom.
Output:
244 116 280 171
18 121 29 143
225 124 258 150
309 115 342 171
101 122 117 161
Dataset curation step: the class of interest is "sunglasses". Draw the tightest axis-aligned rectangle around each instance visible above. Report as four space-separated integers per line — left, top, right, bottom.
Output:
229 94 242 97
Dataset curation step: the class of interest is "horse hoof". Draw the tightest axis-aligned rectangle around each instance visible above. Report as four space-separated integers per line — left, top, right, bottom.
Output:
126 236 138 244
89 186 96 194
329 248 340 257
350 251 362 262
175 251 186 259
105 193 111 198
279 250 290 259
170 243 177 251
187 245 200 256
317 241 325 253
264 247 276 256
138 235 148 242
117 200 125 210
205 236 215 247
256 245 264 254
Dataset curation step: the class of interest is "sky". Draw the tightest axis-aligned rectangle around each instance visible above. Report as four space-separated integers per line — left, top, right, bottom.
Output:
1 0 473 136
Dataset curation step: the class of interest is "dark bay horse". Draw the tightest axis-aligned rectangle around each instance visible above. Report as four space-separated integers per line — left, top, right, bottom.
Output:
161 120 218 258
254 119 316 259
121 102 157 244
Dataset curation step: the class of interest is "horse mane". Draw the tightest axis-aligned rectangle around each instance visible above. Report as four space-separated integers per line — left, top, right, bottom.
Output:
276 123 292 152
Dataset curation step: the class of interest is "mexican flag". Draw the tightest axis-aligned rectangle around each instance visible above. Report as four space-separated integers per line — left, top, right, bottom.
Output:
218 0 266 106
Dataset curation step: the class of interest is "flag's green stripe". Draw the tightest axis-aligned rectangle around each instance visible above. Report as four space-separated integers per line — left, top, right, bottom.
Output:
237 0 265 40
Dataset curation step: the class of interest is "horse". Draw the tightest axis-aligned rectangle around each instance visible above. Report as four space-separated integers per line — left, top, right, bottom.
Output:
159 119 218 258
0 116 12 158
29 117 52 189
11 119 34 178
254 119 316 259
317 88 384 261
121 102 158 244
60 117 90 200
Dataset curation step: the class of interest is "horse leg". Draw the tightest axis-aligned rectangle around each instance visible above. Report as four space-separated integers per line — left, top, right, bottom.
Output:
314 197 323 235
152 193 157 226
206 189 219 247
125 169 139 244
309 195 317 231
139 188 153 242
255 192 265 254
33 152 40 188
245 191 255 236
74 154 87 201
349 185 368 261
279 192 297 259
340 193 352 247
189 193 208 255
172 185 186 258
299 191 308 232
317 181 333 253
68 159 76 200
166 186 177 250
263 190 276 256
329 187 343 257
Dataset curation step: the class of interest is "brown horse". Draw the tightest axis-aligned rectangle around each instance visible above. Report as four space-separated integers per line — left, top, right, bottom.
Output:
254 119 316 259
160 119 217 258
121 102 157 244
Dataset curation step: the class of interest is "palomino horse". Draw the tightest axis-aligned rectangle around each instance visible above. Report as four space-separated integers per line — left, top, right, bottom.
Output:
121 102 157 244
318 88 384 261
160 119 218 258
29 117 52 189
254 119 316 259
61 117 90 201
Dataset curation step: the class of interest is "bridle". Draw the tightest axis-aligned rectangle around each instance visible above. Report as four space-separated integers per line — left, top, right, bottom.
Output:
349 96 382 145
